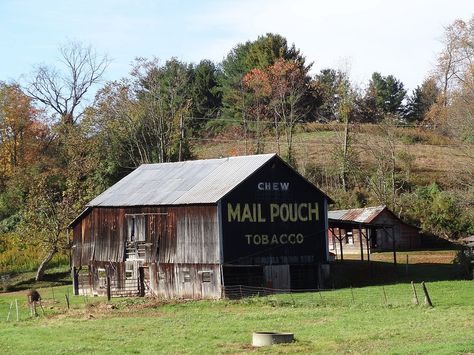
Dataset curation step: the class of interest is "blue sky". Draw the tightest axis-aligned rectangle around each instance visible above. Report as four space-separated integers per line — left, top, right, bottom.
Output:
1 0 473 94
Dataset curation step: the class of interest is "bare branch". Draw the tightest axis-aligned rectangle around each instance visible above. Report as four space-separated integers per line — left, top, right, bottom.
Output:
27 41 110 124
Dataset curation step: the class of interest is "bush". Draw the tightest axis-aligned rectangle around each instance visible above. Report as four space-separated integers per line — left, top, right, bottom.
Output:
406 184 474 239
453 248 473 279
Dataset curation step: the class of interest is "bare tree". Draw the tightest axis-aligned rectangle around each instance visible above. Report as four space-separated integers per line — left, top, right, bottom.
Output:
27 41 109 125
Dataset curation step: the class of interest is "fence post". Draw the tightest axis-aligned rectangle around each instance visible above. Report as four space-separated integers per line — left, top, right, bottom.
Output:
15 299 19 321
106 275 111 301
382 286 388 305
65 294 70 310
72 267 79 296
350 286 355 303
421 282 433 307
411 281 419 305
6 301 13 321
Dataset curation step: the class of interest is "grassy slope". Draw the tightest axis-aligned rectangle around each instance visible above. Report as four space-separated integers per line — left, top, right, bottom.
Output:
193 125 471 187
0 281 473 354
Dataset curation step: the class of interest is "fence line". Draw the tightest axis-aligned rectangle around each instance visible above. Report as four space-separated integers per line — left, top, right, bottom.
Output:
223 283 431 307
1 282 436 322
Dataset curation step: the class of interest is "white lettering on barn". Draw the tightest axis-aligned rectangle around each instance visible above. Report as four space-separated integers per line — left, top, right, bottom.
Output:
244 233 305 245
257 182 290 191
227 202 319 223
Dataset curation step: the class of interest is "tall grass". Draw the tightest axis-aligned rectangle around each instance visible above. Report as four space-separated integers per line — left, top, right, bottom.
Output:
0 246 68 275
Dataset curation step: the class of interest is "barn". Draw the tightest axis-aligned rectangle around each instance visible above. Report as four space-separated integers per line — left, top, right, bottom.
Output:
328 205 422 260
69 154 333 299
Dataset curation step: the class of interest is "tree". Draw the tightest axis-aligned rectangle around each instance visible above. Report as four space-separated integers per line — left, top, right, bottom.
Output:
242 68 271 153
333 77 357 191
27 41 109 125
406 183 474 239
0 83 36 178
218 33 308 124
404 78 440 123
88 57 194 170
267 59 312 164
364 117 409 214
429 16 474 188
363 72 407 121
244 33 305 70
312 69 352 122
435 17 474 108
18 175 71 280
0 83 49 226
133 57 193 163
188 60 221 133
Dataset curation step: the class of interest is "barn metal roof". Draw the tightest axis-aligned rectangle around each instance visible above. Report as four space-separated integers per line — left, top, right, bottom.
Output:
87 154 276 207
328 205 387 223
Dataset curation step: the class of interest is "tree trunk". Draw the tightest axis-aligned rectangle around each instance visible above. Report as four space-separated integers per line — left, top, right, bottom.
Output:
341 117 349 192
35 246 58 281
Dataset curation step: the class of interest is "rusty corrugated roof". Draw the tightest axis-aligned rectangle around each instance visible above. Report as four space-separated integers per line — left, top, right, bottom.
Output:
328 205 387 223
87 154 276 206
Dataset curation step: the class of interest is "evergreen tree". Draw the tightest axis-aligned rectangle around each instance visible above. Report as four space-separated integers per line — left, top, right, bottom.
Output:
363 72 407 121
404 78 440 123
218 33 308 122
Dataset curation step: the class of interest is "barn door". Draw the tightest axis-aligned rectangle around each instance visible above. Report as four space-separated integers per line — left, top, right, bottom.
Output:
264 265 290 290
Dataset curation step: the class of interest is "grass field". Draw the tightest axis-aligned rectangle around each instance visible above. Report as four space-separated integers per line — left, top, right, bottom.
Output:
0 280 473 354
0 251 469 354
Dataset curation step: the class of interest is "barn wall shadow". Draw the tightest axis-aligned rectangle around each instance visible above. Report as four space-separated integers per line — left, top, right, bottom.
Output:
330 259 464 288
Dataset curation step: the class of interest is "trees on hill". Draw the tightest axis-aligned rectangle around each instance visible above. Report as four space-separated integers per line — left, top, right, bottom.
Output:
219 33 308 123
312 69 352 122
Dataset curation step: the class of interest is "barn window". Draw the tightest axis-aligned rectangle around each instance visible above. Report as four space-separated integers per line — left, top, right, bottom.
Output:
98 268 106 289
125 263 134 279
126 215 146 242
201 271 212 283
182 270 191 282
345 231 354 244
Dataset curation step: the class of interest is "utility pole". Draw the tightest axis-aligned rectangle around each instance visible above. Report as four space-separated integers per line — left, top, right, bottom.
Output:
178 114 184 162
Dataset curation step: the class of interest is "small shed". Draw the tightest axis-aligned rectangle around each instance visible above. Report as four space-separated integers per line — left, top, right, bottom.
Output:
69 154 333 299
328 205 421 260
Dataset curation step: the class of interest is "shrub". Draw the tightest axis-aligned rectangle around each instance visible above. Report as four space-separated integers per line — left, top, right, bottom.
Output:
453 248 473 279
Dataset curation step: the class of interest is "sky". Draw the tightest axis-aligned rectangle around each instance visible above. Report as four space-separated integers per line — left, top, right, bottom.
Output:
0 0 473 94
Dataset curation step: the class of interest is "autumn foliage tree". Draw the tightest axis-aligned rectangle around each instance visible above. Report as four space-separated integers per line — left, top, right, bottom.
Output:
242 68 271 153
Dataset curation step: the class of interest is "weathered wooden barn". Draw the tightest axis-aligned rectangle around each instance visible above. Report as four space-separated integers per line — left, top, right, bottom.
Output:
328 205 421 260
69 154 333 299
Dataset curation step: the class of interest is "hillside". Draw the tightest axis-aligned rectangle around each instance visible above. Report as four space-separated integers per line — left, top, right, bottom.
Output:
194 124 470 188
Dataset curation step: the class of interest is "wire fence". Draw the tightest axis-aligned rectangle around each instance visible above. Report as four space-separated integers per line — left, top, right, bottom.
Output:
0 281 435 323
0 286 76 323
224 282 430 308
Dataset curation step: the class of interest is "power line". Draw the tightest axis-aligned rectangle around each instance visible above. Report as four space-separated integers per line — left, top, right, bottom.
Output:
186 136 456 148
184 116 422 128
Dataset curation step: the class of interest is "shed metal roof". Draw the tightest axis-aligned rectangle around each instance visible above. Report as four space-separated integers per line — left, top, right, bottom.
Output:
87 154 276 207
328 205 387 223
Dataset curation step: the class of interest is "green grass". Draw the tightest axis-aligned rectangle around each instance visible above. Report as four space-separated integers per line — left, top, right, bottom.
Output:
0 280 473 354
